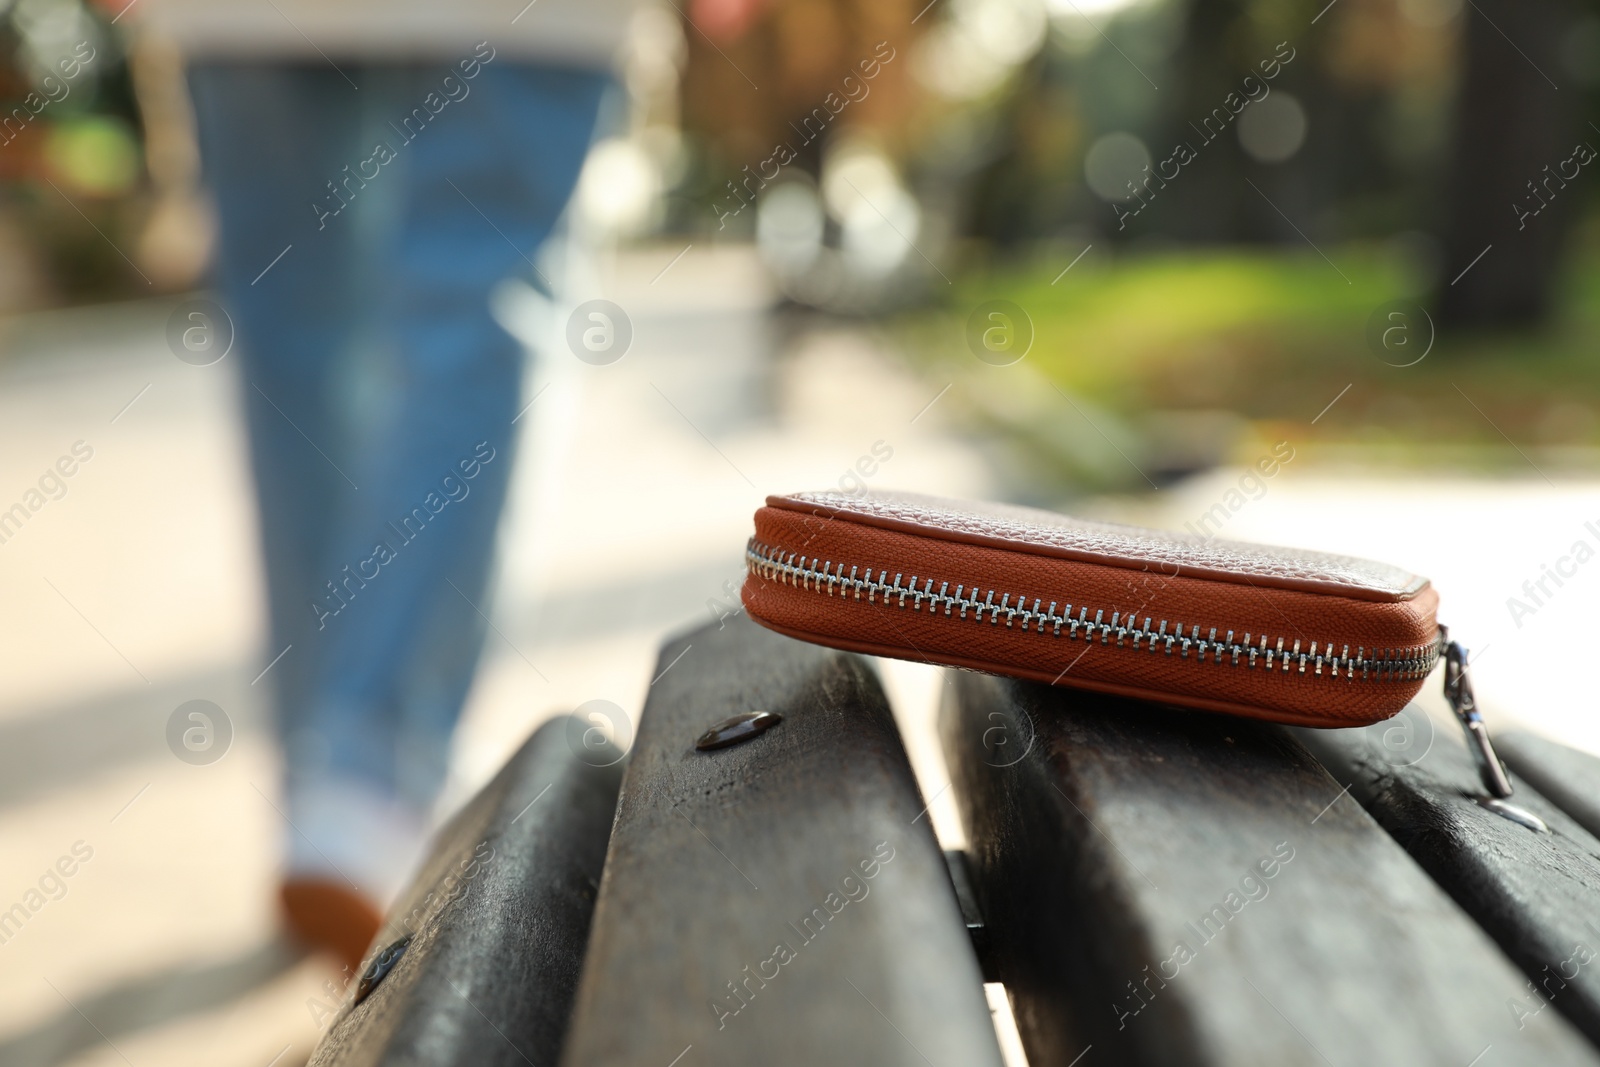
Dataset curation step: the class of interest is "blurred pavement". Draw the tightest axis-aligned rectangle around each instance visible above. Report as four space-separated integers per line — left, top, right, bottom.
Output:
0 245 991 1067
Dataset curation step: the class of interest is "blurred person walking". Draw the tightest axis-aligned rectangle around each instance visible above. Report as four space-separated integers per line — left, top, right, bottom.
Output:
118 0 636 972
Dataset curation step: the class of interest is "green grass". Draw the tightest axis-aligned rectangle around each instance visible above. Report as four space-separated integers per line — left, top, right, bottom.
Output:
905 241 1600 460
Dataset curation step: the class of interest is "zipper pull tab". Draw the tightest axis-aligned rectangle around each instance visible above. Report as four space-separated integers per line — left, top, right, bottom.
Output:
1442 635 1513 799
1441 634 1547 832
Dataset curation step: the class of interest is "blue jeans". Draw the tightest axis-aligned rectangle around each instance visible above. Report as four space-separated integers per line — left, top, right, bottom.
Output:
190 61 606 894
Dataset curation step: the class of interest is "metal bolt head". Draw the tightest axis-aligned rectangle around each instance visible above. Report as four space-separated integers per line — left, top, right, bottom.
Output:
354 935 412 1006
695 711 782 751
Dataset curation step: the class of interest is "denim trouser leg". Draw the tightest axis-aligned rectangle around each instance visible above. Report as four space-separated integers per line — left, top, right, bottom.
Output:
190 61 607 896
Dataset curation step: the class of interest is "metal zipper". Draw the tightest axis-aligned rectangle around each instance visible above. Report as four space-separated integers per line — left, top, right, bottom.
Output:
748 539 1542 829
746 539 1440 684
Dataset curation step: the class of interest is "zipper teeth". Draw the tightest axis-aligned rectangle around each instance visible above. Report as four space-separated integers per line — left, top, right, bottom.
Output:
746 539 1441 683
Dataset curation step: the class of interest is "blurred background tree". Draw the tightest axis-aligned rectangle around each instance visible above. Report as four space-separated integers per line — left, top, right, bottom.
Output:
1437 0 1590 328
0 0 149 309
662 0 1600 491
6 0 1600 484
13 0 1597 321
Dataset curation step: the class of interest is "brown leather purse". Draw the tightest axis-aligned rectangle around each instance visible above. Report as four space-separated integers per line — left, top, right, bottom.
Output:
742 489 1515 800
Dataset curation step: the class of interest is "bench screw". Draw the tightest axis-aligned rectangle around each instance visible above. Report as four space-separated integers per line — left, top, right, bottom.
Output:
354 935 412 1006
695 711 782 751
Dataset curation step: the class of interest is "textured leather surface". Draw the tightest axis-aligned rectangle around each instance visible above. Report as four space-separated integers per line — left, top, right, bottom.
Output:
771 490 1429 602
744 491 1442 726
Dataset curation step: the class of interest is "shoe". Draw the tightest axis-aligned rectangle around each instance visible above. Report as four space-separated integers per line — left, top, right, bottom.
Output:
280 876 383 975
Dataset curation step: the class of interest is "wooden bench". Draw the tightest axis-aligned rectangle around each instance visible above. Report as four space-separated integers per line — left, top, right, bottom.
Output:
308 615 1600 1066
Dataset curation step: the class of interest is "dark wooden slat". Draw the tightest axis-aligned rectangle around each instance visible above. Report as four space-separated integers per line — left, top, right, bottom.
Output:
1499 731 1600 842
308 716 624 1067
943 672 1599 1067
1299 708 1600 1050
560 616 1003 1067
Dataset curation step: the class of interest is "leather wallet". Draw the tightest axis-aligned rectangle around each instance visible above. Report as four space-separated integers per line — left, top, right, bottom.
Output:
742 489 1524 811
742 489 1442 728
